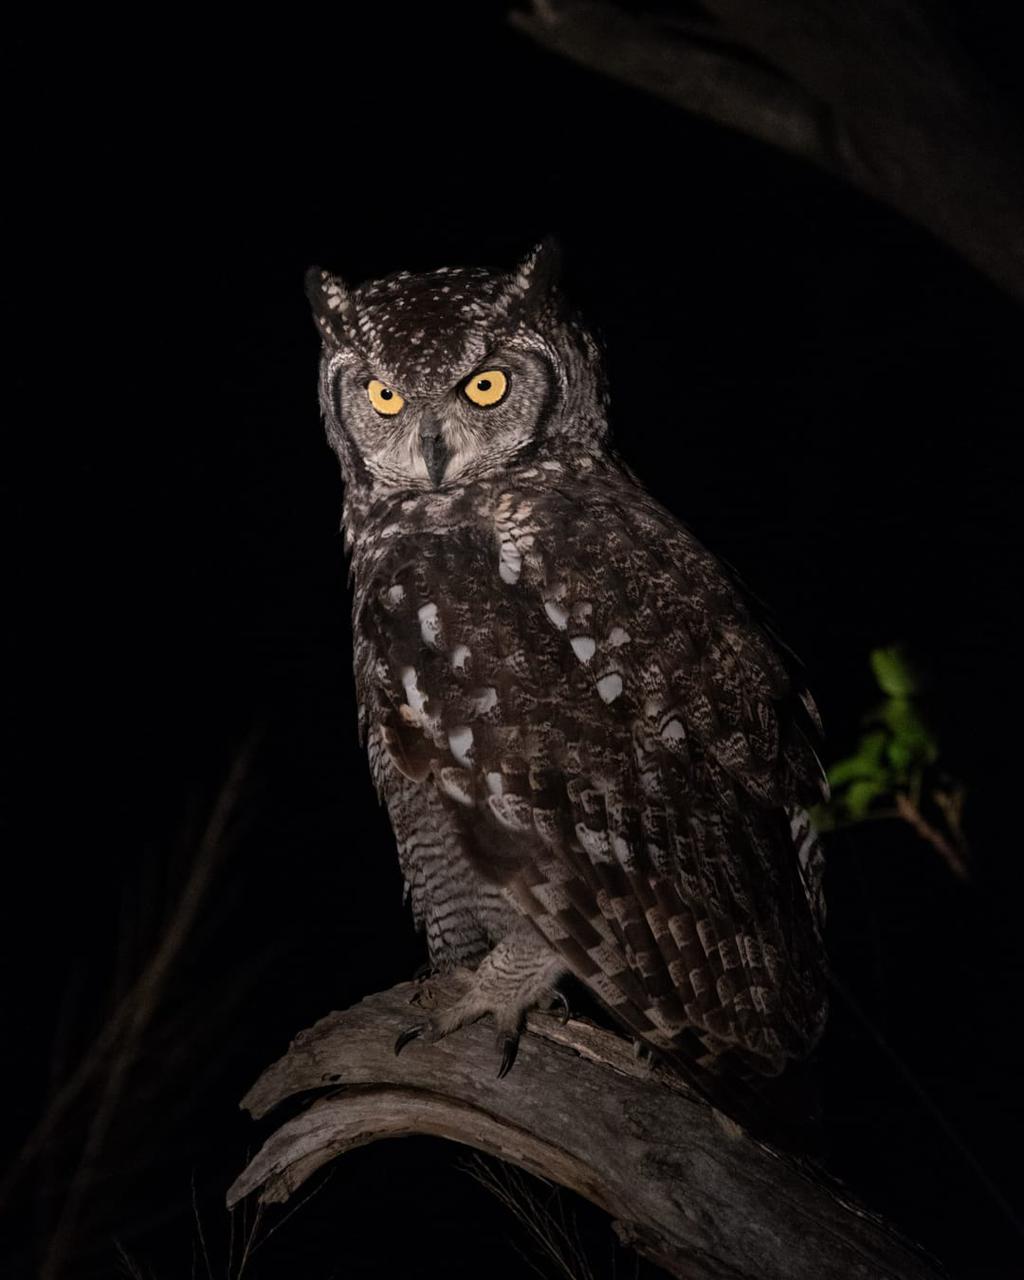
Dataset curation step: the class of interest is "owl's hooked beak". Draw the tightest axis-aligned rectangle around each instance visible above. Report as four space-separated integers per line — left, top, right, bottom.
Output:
419 415 450 488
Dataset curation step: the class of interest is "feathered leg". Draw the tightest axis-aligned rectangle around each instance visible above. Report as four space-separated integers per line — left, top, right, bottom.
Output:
395 921 567 1077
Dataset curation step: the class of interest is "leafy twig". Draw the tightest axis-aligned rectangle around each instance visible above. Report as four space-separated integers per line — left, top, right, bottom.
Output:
814 646 970 880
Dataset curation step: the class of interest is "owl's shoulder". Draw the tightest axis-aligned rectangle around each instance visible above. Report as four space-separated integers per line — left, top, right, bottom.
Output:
350 458 732 618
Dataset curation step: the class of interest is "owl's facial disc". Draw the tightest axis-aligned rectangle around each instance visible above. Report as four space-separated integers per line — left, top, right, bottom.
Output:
334 347 546 490
361 376 451 487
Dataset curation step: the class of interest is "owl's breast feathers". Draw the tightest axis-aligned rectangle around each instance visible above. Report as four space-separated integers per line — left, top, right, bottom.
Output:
350 463 829 1082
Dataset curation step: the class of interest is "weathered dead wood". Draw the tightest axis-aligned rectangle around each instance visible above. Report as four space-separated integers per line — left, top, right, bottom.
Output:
229 979 945 1279
510 1 1024 303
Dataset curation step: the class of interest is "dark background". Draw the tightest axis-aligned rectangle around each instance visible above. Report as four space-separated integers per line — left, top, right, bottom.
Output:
5 6 1024 1277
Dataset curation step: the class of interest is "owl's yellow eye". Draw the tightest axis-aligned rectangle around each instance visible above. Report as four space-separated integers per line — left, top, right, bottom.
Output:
367 379 405 416
463 369 508 408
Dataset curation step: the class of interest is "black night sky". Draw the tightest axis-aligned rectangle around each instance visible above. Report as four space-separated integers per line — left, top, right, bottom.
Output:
5 6 1024 1278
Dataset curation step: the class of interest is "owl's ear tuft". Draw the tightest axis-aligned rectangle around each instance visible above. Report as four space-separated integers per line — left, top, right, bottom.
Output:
497 235 562 324
304 265 354 348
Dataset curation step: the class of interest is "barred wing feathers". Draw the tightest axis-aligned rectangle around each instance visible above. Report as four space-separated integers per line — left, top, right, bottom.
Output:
354 473 828 1083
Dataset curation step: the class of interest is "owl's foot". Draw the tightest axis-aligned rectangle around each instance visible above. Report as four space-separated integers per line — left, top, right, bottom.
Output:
394 1016 524 1079
393 926 566 1078
393 976 527 1078
395 1022 431 1055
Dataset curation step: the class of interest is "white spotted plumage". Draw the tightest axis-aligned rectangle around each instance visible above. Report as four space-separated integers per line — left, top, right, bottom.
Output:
305 239 829 1143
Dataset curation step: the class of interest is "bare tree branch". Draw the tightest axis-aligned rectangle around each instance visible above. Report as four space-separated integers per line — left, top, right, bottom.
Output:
509 1 1024 302
228 979 946 1280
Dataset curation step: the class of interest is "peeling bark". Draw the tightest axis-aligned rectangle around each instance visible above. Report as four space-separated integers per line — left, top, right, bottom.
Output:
229 980 945 1279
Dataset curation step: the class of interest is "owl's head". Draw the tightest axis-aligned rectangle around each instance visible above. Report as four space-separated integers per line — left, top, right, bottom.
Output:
305 239 609 495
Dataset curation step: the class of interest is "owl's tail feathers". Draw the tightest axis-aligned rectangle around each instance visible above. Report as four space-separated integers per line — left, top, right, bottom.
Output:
651 1034 825 1157
552 972 824 1153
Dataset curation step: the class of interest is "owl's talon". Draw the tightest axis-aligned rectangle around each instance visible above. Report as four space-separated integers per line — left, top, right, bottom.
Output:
496 1032 521 1079
549 990 571 1025
395 1023 427 1056
412 961 433 983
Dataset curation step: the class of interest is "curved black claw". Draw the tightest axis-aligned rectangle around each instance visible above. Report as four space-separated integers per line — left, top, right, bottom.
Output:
412 961 433 983
395 1023 427 1056
496 1032 521 1080
549 990 571 1026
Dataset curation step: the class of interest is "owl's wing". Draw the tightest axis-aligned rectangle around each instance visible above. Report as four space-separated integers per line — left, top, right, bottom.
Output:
356 480 828 1085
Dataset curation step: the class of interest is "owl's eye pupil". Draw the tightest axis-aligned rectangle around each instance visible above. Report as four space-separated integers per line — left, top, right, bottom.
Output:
477 379 491 391
380 388 393 400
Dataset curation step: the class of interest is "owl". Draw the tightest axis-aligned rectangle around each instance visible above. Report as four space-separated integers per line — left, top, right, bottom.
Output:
305 240 828 1143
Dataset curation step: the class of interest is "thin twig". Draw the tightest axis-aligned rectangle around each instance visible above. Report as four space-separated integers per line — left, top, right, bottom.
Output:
247 1168 336 1259
465 1155 596 1280
192 1171 215 1280
112 1238 152 1280
27 742 257 1278
894 793 969 880
3 742 256 1215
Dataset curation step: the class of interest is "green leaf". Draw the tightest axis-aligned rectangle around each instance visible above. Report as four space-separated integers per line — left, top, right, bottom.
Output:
870 646 921 698
887 738 914 773
844 778 889 820
883 700 939 765
828 730 889 788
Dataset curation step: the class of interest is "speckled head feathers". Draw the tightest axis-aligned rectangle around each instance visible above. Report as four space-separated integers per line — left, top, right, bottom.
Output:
305 238 562 394
306 239 611 508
